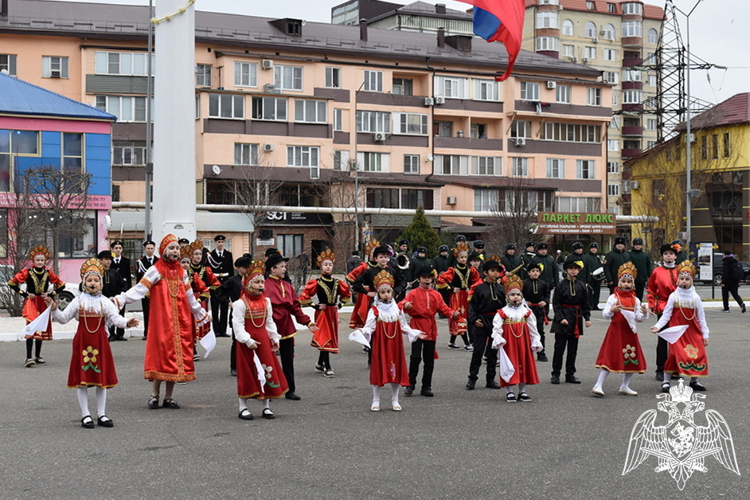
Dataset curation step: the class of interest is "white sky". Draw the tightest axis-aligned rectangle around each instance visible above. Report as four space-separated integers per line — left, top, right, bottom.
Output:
50 0 750 105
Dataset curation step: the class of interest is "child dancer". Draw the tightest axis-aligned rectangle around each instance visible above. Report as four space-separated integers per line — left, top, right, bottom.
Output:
180 245 210 360
300 249 351 378
437 244 480 351
8 245 65 367
346 239 380 329
350 270 422 412
48 258 139 428
232 260 288 420
592 262 649 397
491 274 542 402
651 261 709 393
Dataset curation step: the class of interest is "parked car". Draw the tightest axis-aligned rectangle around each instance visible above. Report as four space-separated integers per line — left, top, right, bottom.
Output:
56 283 80 311
705 254 750 286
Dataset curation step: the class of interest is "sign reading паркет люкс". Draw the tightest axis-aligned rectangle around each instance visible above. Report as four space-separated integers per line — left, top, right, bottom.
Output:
536 212 617 235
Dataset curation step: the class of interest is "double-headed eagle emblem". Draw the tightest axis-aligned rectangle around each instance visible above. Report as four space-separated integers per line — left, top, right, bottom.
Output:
623 379 740 490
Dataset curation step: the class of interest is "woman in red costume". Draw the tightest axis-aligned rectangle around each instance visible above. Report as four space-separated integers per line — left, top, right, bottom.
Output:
346 239 380 329
437 243 480 350
300 249 351 378
232 260 288 420
180 242 210 360
112 234 210 409
8 244 65 367
592 262 649 397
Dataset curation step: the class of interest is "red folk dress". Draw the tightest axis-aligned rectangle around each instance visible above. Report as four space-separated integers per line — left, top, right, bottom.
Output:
299 275 352 353
346 261 376 328
437 265 481 336
114 258 210 383
187 271 210 340
52 293 130 388
232 293 288 399
491 305 541 387
653 287 710 378
8 267 65 341
595 289 649 373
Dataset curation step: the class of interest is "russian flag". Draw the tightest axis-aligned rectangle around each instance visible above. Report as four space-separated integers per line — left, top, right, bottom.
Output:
456 0 526 81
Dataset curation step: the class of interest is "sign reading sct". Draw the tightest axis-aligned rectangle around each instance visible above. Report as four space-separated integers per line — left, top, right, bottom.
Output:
536 212 616 235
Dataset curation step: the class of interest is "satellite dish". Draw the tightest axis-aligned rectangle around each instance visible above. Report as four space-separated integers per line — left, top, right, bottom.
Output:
212 165 221 175
427 154 434 162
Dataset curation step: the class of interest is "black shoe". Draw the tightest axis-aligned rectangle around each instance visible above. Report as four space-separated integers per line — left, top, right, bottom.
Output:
661 382 671 393
262 408 275 419
506 392 517 403
565 376 581 384
485 381 501 389
420 387 434 397
97 415 114 427
238 409 254 420
722 309 730 313
465 379 476 390
404 385 415 396
115 336 128 341
655 371 664 381
81 416 95 429
230 369 237 376
162 398 180 409
518 392 532 402
689 381 707 391
285 392 301 401
550 375 560 384
147 395 159 409
537 353 548 362
743 304 747 313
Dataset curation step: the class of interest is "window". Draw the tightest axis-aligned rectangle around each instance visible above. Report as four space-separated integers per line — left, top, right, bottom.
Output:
294 99 327 123
357 152 390 172
646 118 657 130
612 93 619 107
536 37 560 52
540 122 601 143
546 158 565 178
434 155 467 175
473 79 498 101
604 49 617 61
113 141 147 166
434 120 453 137
647 74 657 87
356 111 390 133
474 189 498 211
576 159 595 179
647 140 656 149
363 70 383 92
644 52 656 64
602 24 615 40
603 71 618 84
647 28 659 44
95 51 152 76
510 120 532 139
367 188 399 208
471 156 501 176
556 84 571 104
234 143 259 166
434 75 469 99
251 96 286 121
234 62 258 87
711 134 719 159
586 1 595 10
61 133 82 172
562 44 575 57
395 113 429 135
520 82 540 101
96 95 149 122
208 94 245 119
404 155 420 174
333 109 343 131
587 87 601 106
585 22 597 38
585 46 596 60
287 146 320 167
333 150 350 171
562 20 574 36
278 235 304 259
393 78 413 96
607 183 620 196
42 56 68 78
622 2 643 15
623 90 642 104
325 67 341 88
470 123 488 139
512 157 528 176
723 133 730 157
622 69 642 82
196 64 211 87
274 65 303 91
700 136 708 159
556 196 601 212
607 161 619 174
536 12 558 29
402 189 433 209
608 139 619 151
0 54 17 76
622 21 642 38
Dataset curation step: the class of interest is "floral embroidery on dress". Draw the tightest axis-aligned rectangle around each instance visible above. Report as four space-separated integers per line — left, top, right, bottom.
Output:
622 344 638 365
82 346 101 373
684 344 699 359
264 364 280 388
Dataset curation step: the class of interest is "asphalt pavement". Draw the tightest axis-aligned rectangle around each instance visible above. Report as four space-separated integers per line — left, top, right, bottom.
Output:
2 307 749 499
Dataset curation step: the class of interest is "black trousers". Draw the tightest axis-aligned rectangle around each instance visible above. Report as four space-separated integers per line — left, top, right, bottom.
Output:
26 338 42 359
211 291 229 335
468 324 497 383
141 297 151 339
279 337 296 392
530 305 546 352
409 339 436 388
635 282 646 303
109 306 127 339
589 281 602 310
722 284 744 310
655 313 668 373
551 332 579 377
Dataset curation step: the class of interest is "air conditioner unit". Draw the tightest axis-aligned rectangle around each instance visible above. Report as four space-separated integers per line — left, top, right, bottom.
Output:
446 196 457 205
592 37 598 43
434 96 445 105
582 57 589 63
50 70 61 78
261 59 274 70
424 97 434 106
515 137 526 146
546 81 556 89
263 144 274 152
374 132 386 142
570 56 578 62
630 180 640 190
600 30 606 36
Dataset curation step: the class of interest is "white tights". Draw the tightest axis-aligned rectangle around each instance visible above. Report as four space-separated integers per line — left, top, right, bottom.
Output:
372 384 400 404
77 387 107 418
238 397 271 412
596 369 635 389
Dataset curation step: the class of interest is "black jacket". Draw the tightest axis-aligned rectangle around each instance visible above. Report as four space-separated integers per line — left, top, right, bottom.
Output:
603 248 631 284
722 255 742 286
111 256 132 289
628 248 652 284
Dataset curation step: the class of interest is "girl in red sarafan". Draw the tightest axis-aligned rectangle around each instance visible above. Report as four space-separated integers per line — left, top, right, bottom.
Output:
48 258 139 429
592 262 649 398
8 244 66 367
491 274 542 403
180 243 210 361
232 260 288 420
437 243 481 351
652 260 710 393
299 249 351 378
346 239 380 329
350 270 421 412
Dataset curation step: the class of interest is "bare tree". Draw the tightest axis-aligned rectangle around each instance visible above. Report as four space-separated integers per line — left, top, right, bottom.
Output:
229 165 284 259
483 175 545 253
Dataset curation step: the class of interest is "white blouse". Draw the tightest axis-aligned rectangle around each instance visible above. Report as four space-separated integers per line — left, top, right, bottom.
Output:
491 304 542 351
231 297 280 348
52 292 130 331
653 287 709 338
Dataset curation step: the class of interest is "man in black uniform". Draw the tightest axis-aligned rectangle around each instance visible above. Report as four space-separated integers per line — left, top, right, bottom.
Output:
136 240 158 340
208 235 234 337
629 237 652 301
603 236 631 293
550 257 591 384
584 242 603 310
215 254 252 376
522 242 536 269
472 240 487 261
523 262 550 362
465 260 506 390
110 241 132 341
353 246 405 303
500 243 525 279
97 250 127 340
530 242 559 291
433 245 452 306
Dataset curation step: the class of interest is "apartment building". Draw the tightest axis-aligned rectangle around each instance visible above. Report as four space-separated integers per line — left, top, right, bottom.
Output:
1 0 611 263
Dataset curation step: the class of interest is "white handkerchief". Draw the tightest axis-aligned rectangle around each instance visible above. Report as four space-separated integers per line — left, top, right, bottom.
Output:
498 347 516 383
348 330 371 349
253 351 266 393
20 305 52 340
657 325 689 344
199 328 217 358
620 309 638 333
